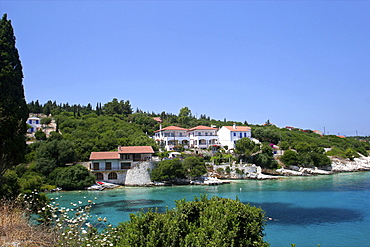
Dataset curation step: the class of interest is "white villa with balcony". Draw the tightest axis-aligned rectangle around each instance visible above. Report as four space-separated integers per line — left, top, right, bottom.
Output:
217 124 252 150
187 125 220 149
153 124 252 151
153 126 189 151
89 146 154 184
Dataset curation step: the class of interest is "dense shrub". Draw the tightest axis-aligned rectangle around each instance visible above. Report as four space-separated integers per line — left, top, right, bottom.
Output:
115 195 269 247
50 164 95 190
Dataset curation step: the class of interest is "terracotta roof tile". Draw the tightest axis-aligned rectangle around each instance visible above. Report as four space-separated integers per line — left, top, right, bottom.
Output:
154 126 188 132
224 126 251 132
118 146 154 154
188 125 218 131
90 152 119 160
152 117 162 123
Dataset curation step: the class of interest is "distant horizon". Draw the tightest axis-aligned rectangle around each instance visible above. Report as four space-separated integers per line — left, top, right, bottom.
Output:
3 1 369 136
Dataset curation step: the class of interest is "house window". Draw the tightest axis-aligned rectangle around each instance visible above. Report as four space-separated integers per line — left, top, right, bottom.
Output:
108 172 117 180
134 154 141 161
198 132 201 136
105 162 112 170
28 120 32 124
244 132 247 137
36 120 39 124
233 133 236 136
240 133 242 138
121 154 130 160
95 173 103 180
93 162 99 170
179 132 182 137
121 162 131 169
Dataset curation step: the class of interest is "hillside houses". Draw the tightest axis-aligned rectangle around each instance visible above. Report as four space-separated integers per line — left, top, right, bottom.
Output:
153 124 252 151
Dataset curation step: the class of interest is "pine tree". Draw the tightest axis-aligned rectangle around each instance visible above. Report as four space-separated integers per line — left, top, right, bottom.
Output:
0 14 28 183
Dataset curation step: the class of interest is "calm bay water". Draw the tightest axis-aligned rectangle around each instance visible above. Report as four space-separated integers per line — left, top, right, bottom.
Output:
50 172 370 247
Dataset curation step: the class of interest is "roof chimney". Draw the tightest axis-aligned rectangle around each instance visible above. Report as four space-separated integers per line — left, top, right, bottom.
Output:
233 123 236 129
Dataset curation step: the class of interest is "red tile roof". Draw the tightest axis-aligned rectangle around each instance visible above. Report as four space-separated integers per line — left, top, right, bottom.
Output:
154 126 188 132
188 125 218 131
152 117 162 123
90 146 154 160
90 152 119 160
118 146 154 154
223 126 251 132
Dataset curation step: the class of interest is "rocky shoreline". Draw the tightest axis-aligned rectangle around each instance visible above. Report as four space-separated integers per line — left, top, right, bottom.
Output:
80 155 370 190
272 155 370 177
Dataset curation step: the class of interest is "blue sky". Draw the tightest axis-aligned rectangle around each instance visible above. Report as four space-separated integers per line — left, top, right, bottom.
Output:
2 1 369 136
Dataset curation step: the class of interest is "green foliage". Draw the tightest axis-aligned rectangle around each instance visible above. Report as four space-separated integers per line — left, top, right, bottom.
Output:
225 165 231 174
279 141 290 150
309 152 331 167
40 117 52 125
34 139 76 173
235 168 244 175
344 148 360 161
151 159 185 182
216 167 224 175
294 142 312 153
18 171 46 193
103 98 132 116
0 14 29 184
183 156 207 178
55 113 157 160
35 129 46 140
252 127 280 144
235 138 260 160
326 147 347 159
178 106 193 126
280 149 331 168
50 164 95 190
0 169 20 199
252 144 279 169
115 195 269 247
280 150 299 167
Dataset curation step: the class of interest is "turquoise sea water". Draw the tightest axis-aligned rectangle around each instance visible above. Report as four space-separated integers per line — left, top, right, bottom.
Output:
50 172 370 247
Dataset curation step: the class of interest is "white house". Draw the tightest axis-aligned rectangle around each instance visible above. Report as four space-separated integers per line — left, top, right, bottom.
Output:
153 126 189 151
27 116 41 133
217 124 252 150
89 146 154 184
187 125 220 149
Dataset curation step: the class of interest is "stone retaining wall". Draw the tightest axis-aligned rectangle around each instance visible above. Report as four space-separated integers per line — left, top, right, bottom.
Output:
125 162 155 186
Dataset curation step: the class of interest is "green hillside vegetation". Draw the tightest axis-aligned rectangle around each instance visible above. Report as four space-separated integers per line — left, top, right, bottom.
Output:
2 98 369 199
252 126 369 167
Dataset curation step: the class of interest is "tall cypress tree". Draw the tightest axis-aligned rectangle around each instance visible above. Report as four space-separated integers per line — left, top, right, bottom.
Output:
0 14 28 183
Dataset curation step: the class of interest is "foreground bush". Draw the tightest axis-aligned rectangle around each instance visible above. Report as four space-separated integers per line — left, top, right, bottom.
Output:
1 194 268 246
116 195 269 247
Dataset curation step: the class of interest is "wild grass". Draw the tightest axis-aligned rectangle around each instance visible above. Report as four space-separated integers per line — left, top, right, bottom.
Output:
0 199 57 246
